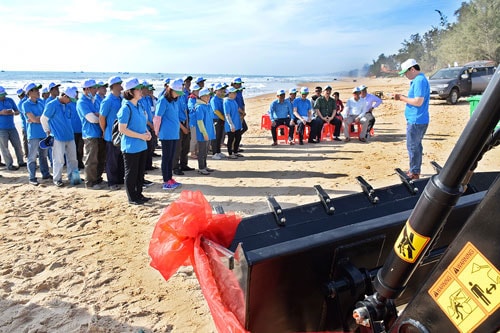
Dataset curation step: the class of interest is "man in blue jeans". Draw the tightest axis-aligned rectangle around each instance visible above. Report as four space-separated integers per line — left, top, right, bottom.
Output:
395 59 430 180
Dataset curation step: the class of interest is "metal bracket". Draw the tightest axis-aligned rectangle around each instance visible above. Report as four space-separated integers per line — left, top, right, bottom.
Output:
430 161 442 174
213 204 225 215
266 195 286 226
395 168 419 194
314 185 335 215
356 176 379 204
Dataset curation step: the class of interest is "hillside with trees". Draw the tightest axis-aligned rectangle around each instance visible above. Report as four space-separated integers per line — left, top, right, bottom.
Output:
367 0 500 77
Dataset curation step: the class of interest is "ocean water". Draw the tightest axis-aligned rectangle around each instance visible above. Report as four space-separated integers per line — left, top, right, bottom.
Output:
0 70 337 102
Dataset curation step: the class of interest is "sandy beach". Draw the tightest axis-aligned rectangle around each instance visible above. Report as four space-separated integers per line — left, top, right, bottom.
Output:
1 77 498 332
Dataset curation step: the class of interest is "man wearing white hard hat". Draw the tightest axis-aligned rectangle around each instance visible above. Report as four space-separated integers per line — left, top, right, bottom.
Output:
394 58 430 180
40 87 79 187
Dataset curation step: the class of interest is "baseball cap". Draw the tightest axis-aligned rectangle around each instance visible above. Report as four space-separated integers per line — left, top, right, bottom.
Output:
124 78 143 91
399 59 418 75
352 87 361 93
0 86 7 95
63 87 78 101
96 81 109 88
164 78 171 85
214 83 225 91
17 88 25 96
41 87 50 94
183 75 193 82
324 85 332 91
24 82 42 93
170 78 184 95
39 136 54 149
81 79 97 89
289 88 297 94
232 77 244 84
358 85 367 91
199 88 210 97
191 84 201 92
227 87 238 94
48 82 61 90
195 77 206 84
300 87 309 95
277 89 286 96
108 76 122 87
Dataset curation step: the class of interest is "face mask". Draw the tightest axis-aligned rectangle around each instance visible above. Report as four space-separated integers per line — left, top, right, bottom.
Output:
86 92 93 99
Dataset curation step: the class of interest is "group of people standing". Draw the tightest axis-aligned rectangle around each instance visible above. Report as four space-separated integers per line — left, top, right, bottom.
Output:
0 75 248 205
268 84 382 145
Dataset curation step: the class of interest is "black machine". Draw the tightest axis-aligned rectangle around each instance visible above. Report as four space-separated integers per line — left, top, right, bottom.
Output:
206 66 500 333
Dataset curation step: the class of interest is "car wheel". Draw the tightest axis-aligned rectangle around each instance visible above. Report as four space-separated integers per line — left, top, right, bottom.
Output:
447 88 459 105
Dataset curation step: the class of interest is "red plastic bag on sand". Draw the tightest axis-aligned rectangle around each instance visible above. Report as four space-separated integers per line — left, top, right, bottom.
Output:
149 190 248 333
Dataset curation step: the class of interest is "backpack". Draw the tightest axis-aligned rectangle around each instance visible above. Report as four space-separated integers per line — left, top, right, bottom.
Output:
111 105 131 147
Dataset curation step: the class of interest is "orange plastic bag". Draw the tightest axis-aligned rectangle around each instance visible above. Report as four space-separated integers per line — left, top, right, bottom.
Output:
149 190 248 333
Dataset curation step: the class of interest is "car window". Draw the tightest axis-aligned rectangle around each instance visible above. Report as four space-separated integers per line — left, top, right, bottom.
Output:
430 68 463 80
471 67 487 77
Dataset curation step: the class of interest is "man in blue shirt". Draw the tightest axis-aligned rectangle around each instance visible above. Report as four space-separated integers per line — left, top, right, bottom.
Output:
395 58 430 180
232 77 247 151
41 87 78 187
17 88 29 160
173 76 194 176
292 87 316 145
23 83 52 185
0 86 26 170
99 76 124 190
77 79 106 189
269 89 295 146
210 83 226 159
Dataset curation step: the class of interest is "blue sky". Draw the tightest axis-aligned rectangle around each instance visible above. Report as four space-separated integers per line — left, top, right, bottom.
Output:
0 0 463 75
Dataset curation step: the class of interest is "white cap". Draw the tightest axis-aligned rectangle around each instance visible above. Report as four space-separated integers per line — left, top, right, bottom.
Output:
81 79 97 89
24 82 42 93
170 78 184 94
124 78 143 91
276 89 286 95
63 87 78 99
300 87 309 94
289 88 297 94
108 76 122 87
399 59 418 75
199 88 210 97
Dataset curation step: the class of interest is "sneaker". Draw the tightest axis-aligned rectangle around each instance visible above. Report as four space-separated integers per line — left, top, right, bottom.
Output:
181 165 195 171
212 153 222 160
344 138 351 142
271 142 277 146
42 174 53 180
7 165 19 171
206 167 215 172
108 184 121 191
29 179 39 186
143 179 154 188
237 149 245 153
334 137 342 141
218 152 227 158
235 153 244 157
128 200 144 205
198 169 210 175
228 154 238 159
54 180 64 187
289 141 295 145
162 179 182 190
18 162 27 167
139 195 151 202
87 183 104 190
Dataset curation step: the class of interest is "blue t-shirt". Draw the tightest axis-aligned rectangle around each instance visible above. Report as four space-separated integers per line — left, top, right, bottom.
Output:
293 98 312 119
68 101 81 134
77 95 102 139
23 99 46 140
235 90 245 109
223 98 242 132
99 94 122 142
405 73 430 124
269 99 293 121
139 96 154 123
177 96 188 122
210 95 224 120
187 95 199 127
116 101 148 154
94 94 104 109
0 97 18 129
18 96 28 129
195 102 216 142
43 98 74 141
155 95 180 141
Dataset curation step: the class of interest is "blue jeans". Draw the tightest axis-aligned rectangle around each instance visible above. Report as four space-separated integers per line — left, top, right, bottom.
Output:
0 128 25 167
406 123 428 174
27 138 51 181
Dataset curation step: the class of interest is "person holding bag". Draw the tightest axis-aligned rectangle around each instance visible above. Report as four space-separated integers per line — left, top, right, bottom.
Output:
117 78 151 205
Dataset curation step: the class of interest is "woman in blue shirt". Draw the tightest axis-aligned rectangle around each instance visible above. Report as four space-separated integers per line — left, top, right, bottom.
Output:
116 78 151 205
153 79 183 190
223 87 243 158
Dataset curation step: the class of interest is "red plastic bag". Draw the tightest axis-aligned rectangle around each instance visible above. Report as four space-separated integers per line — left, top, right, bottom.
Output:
149 190 248 333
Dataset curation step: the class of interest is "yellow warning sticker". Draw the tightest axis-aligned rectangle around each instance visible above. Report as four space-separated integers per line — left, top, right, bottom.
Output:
429 242 500 333
393 222 430 263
